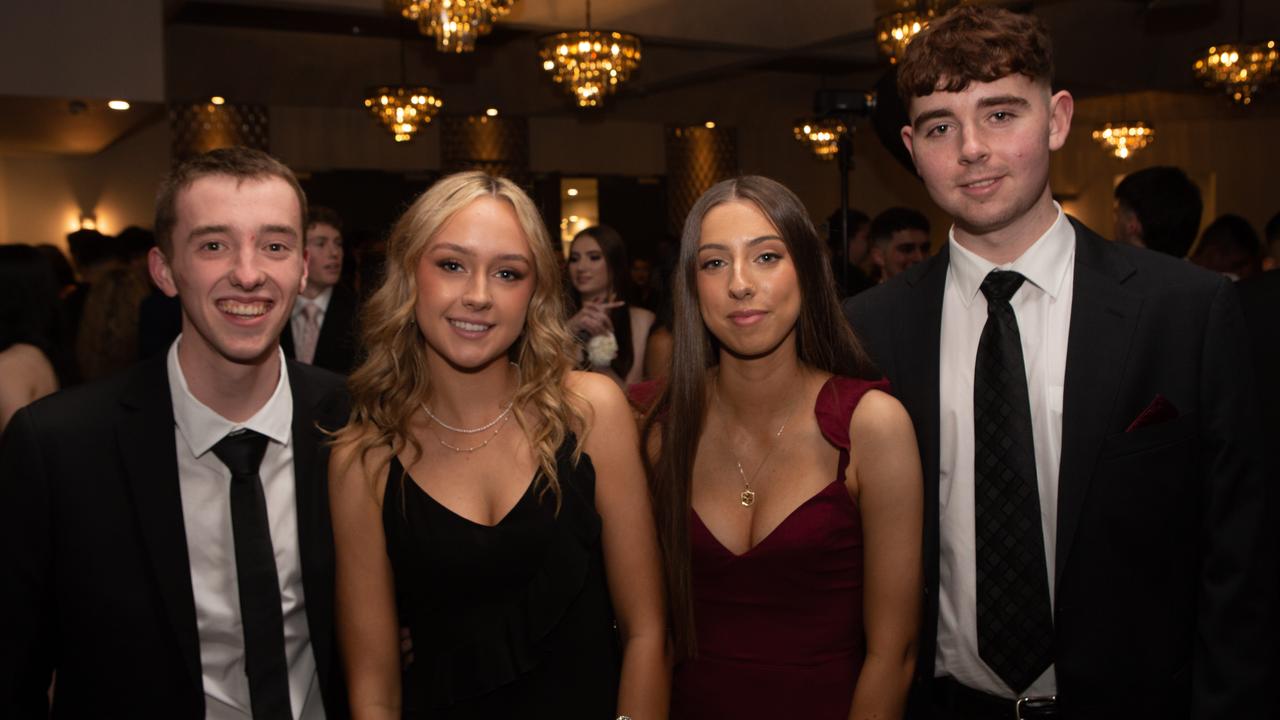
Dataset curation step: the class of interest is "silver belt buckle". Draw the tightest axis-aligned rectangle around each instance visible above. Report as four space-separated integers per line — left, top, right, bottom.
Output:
1015 694 1057 719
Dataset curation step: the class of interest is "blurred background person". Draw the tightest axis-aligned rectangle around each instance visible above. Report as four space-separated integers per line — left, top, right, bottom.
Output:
0 245 66 431
566 225 655 387
1262 211 1280 272
281 205 360 374
76 263 151 383
869 207 931 283
827 208 874 297
1191 213 1263 281
1112 166 1203 258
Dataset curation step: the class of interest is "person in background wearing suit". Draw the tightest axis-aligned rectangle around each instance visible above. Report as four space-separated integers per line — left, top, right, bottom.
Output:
0 147 350 719
843 6 1271 719
282 206 359 375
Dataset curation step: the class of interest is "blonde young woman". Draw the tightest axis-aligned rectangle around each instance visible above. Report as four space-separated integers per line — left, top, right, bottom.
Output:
330 172 668 719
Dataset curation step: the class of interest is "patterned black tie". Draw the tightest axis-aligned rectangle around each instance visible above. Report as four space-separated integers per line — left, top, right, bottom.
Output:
973 270 1054 694
211 430 293 720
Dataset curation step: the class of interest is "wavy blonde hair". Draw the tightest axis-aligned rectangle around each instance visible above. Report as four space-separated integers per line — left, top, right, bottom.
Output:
333 171 584 505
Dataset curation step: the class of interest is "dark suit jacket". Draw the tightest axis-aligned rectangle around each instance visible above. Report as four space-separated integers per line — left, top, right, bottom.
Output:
843 219 1272 718
1238 270 1280 473
281 284 360 375
0 356 351 719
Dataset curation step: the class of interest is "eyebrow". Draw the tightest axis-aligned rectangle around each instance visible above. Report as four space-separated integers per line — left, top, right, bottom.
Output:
911 94 1032 129
187 224 298 241
698 234 784 252
431 242 530 263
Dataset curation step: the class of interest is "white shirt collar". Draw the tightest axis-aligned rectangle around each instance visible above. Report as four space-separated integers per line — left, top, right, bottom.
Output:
167 336 293 457
293 285 334 317
947 202 1075 307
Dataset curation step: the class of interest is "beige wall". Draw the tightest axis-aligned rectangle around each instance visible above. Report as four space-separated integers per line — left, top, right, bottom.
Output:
0 120 169 249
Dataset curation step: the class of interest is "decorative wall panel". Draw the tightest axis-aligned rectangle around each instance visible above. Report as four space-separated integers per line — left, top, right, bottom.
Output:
665 125 737 235
441 115 529 184
170 103 268 162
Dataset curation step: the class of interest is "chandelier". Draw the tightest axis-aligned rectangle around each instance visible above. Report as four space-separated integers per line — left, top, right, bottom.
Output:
537 0 641 108
394 0 517 53
1091 123 1154 160
875 1 955 65
793 118 848 160
1193 41 1279 104
363 85 443 142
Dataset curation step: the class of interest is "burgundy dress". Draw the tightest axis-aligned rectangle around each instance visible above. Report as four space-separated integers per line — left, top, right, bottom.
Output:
672 376 890 719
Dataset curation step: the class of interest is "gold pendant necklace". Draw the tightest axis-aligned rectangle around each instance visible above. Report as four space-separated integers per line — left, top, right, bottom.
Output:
428 412 512 453
715 377 801 508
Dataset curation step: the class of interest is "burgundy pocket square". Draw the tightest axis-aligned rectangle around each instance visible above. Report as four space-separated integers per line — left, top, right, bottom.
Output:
1126 394 1178 432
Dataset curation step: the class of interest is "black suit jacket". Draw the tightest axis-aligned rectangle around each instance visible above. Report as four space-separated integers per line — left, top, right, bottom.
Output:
843 220 1272 718
0 356 351 719
281 284 360 375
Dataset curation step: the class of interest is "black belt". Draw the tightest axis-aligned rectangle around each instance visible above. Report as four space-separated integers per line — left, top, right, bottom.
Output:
931 676 1061 719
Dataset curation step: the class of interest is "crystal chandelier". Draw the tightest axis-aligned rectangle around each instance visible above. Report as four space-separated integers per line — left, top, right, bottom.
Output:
875 1 955 65
1193 41 1279 105
1091 123 1154 160
363 85 443 142
394 0 517 53
537 0 641 108
793 118 847 160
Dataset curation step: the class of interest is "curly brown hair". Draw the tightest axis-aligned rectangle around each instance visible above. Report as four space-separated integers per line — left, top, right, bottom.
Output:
897 5 1054 103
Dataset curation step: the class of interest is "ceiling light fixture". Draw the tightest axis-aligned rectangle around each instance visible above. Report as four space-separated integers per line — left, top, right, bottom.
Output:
874 0 956 65
210 96 226 106
394 0 517 53
537 0 641 108
1194 0 1279 104
107 100 130 111
1091 122 1155 160
793 117 847 160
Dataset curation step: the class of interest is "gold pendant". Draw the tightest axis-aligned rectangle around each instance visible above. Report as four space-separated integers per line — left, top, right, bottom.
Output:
740 489 756 507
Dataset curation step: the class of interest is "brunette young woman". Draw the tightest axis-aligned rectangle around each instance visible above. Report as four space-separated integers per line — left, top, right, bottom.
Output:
330 172 668 719
567 225 656 387
644 176 922 720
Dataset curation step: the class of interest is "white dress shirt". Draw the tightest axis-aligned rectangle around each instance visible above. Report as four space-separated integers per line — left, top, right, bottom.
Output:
167 338 325 719
934 205 1076 698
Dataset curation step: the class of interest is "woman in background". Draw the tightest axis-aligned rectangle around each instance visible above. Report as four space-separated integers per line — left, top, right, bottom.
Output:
0 244 64 431
645 176 922 719
567 225 655 387
330 172 668 719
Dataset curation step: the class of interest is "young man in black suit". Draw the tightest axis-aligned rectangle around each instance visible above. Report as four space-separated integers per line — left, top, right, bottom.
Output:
0 147 349 719
843 6 1271 718
281 206 359 375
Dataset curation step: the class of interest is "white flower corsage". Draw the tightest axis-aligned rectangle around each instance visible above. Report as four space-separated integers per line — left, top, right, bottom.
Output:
586 332 619 368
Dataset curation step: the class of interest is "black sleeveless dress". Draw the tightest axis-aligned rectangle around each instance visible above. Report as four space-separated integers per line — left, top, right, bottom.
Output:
384 438 620 718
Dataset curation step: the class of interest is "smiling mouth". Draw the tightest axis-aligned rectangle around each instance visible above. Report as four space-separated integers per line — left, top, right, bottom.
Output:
961 177 1000 189
449 319 492 332
216 299 270 317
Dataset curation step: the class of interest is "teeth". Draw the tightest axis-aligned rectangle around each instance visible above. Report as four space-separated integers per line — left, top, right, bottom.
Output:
217 300 268 317
450 320 490 332
967 179 996 188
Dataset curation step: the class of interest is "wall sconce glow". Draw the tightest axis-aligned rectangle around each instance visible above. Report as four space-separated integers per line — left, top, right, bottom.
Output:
704 121 716 129
210 96 226 106
485 107 499 117
78 214 98 231
107 100 130 111
567 187 579 197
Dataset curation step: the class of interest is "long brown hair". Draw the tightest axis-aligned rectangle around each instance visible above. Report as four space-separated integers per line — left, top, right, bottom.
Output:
642 175 875 660
332 171 585 505
569 225 636 379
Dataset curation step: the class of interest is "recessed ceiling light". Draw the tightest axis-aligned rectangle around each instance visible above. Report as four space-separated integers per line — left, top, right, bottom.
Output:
704 121 716 129
107 100 130 111
567 188 579 197
485 107 499 117
210 96 226 105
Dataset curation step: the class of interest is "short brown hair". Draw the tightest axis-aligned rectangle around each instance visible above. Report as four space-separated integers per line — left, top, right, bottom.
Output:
307 206 343 234
897 5 1054 103
154 147 307 256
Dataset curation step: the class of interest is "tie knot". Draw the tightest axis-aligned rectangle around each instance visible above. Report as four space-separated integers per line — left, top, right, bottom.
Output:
300 302 321 323
980 269 1026 306
211 430 270 479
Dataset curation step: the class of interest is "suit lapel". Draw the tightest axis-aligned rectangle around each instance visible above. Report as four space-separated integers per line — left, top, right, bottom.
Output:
287 362 337 688
1054 221 1142 585
116 357 204 695
899 248 949 491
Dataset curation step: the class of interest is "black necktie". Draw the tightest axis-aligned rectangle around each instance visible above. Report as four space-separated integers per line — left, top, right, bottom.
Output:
211 430 293 720
973 270 1054 694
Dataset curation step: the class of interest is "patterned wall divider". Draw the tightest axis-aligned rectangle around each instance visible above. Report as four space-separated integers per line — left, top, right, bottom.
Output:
664 125 738 236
